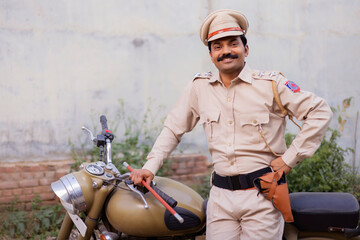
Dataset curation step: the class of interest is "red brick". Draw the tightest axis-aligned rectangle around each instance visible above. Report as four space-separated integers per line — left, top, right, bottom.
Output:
23 188 33 195
178 162 187 169
44 171 56 178
47 164 57 171
0 181 19 190
33 186 51 194
18 194 35 202
195 161 206 167
39 178 52 186
0 173 11 181
0 196 16 204
12 188 22 196
193 166 207 174
22 165 39 172
39 192 55 201
179 175 188 181
21 172 33 179
42 200 58 206
10 172 22 181
0 166 16 173
55 170 69 179
24 203 32 211
176 168 190 175
19 179 39 188
170 163 178 170
3 190 12 196
39 164 48 171
186 160 195 168
33 172 45 179
170 175 180 181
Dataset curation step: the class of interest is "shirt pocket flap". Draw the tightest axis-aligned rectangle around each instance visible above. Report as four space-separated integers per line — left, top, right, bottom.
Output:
200 110 220 124
239 113 269 126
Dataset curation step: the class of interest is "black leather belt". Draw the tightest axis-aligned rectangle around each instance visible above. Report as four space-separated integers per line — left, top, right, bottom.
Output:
212 167 272 190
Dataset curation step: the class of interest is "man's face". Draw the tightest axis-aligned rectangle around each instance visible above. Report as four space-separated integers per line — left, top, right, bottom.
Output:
209 36 249 75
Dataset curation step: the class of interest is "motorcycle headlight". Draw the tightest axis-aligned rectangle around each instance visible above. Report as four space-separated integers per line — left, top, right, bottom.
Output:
51 173 87 214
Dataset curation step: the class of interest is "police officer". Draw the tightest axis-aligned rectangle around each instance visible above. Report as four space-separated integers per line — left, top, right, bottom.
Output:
131 9 332 239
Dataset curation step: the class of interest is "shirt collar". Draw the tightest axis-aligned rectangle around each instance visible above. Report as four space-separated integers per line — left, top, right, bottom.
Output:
208 63 253 85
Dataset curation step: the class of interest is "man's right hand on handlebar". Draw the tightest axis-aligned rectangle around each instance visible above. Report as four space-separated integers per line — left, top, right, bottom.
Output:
130 169 154 186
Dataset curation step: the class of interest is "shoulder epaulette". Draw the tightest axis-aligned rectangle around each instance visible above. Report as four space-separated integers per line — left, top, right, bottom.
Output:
252 71 284 81
193 71 212 81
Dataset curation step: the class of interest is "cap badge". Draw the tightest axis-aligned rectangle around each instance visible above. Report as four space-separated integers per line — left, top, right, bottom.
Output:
285 81 300 93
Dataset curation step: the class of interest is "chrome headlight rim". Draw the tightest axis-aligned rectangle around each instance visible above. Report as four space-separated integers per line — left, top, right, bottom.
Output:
51 173 87 214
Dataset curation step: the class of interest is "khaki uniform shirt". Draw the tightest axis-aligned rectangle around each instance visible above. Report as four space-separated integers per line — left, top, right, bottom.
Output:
143 64 332 176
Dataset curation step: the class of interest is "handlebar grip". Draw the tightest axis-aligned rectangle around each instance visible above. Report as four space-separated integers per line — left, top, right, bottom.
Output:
153 186 177 208
100 115 108 131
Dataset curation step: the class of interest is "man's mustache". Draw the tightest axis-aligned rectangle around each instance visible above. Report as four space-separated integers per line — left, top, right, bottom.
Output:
217 53 239 62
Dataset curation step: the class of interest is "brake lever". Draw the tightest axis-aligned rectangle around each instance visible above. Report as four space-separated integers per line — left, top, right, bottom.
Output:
81 126 97 144
125 180 149 209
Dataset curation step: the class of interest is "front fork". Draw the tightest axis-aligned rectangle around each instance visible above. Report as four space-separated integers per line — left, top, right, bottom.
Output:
57 185 114 240
57 213 74 240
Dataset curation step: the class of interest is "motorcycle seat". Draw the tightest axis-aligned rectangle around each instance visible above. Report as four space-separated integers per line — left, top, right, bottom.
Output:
290 192 359 232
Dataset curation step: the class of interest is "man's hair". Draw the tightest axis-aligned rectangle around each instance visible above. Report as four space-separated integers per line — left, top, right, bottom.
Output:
208 35 247 52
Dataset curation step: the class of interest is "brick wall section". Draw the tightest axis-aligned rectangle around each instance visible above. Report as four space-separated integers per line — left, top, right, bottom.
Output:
0 160 74 211
0 154 209 211
166 154 210 185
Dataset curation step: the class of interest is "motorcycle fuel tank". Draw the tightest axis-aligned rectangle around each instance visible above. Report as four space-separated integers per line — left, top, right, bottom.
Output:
105 176 206 237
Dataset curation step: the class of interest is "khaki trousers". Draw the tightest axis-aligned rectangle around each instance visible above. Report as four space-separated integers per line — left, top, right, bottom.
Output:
206 186 284 240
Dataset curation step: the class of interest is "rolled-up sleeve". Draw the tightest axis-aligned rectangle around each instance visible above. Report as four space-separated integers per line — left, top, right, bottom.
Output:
142 81 200 175
277 76 333 168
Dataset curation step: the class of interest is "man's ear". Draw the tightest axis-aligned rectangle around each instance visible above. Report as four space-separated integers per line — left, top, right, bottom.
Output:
209 51 215 64
245 44 249 57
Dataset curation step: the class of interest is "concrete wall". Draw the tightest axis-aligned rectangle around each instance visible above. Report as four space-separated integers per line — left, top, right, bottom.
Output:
1 1 359 165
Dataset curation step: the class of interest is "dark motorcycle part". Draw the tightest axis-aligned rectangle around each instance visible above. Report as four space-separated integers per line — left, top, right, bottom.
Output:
344 227 360 238
164 207 201 231
153 186 178 208
96 134 106 147
99 115 114 144
100 115 109 132
290 192 359 232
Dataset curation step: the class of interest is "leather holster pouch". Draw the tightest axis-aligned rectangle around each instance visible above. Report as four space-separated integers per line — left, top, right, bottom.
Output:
253 170 294 222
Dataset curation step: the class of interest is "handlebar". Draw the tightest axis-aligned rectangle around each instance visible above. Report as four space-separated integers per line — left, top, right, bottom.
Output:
100 115 108 133
153 186 177 208
81 115 114 164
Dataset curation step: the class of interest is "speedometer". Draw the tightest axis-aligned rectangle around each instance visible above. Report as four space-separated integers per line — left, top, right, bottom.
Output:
86 164 105 176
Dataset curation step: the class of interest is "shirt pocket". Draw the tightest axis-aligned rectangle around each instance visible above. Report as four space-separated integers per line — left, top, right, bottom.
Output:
200 110 221 142
239 113 269 144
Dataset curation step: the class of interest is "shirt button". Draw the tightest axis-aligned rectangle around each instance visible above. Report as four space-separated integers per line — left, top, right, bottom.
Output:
228 120 233 124
253 120 257 124
227 97 232 102
207 118 210 122
230 161 235 166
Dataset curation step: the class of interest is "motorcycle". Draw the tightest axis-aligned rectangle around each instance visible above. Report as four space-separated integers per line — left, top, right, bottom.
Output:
51 115 206 240
52 116 360 240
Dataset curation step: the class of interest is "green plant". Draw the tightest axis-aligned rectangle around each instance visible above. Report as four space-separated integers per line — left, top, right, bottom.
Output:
286 129 358 197
0 196 63 239
286 97 360 198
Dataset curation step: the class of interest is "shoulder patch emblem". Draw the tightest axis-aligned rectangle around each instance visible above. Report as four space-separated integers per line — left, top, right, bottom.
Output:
285 81 300 93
